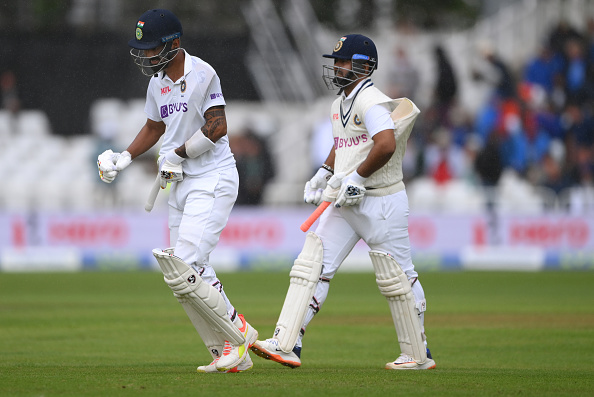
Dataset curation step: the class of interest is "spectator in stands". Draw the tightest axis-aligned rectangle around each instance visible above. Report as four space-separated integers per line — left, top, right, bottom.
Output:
539 140 573 195
230 128 275 205
474 131 503 240
386 46 420 101
561 102 594 186
472 42 516 100
423 127 466 185
1 70 21 133
431 44 458 127
562 38 591 105
523 44 564 94
548 20 584 60
1 70 20 115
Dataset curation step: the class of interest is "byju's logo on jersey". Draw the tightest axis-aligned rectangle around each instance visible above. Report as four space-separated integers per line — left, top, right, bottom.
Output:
160 102 188 119
210 92 223 100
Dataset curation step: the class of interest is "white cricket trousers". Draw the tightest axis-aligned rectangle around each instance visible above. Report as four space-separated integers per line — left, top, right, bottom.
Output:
317 189 418 278
298 189 427 346
167 166 239 317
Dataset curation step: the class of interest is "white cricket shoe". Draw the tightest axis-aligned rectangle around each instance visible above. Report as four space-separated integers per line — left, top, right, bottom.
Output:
215 314 258 372
385 352 436 370
197 353 253 373
250 338 302 368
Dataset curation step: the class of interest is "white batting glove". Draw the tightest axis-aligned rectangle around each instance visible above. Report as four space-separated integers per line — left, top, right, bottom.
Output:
97 150 122 183
304 167 333 205
158 150 184 188
334 171 367 208
98 150 132 183
321 172 345 203
115 151 132 171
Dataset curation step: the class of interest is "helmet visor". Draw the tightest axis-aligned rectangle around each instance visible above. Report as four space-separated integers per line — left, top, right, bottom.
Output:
129 43 180 77
322 57 376 90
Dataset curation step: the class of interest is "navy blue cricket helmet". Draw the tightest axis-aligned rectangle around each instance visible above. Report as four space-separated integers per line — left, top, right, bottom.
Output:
323 34 378 70
129 9 183 50
129 9 183 76
322 34 378 90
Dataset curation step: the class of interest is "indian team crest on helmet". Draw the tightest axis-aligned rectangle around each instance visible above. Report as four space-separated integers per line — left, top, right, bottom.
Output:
334 36 347 52
136 21 145 40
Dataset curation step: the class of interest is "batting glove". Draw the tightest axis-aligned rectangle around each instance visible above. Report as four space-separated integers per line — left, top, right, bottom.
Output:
115 151 132 171
321 172 345 203
304 167 333 205
335 171 367 208
98 150 132 183
158 150 184 188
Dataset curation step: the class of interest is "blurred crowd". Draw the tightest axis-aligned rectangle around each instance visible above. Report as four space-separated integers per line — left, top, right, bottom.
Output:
393 20 594 201
3 19 594 211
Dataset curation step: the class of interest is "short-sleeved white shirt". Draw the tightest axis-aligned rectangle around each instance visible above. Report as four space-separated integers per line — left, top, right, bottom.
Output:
144 50 235 176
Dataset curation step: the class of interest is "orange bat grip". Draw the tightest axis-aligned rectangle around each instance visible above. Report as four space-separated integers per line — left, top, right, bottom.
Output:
300 201 331 232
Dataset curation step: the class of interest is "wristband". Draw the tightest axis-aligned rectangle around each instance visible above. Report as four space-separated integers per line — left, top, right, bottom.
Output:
349 171 367 185
165 149 184 165
321 164 334 174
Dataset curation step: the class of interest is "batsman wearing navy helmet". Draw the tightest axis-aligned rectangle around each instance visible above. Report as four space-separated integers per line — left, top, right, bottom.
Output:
97 9 258 374
251 34 436 370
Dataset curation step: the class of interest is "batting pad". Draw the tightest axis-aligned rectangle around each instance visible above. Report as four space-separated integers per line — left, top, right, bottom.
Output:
162 249 225 359
275 232 323 353
153 249 245 346
369 250 427 363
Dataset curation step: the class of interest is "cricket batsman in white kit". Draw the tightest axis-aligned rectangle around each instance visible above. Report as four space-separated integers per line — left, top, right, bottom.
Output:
251 34 436 370
96 9 257 373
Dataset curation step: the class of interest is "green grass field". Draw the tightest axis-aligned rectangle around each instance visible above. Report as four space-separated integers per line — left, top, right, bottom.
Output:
1 270 593 396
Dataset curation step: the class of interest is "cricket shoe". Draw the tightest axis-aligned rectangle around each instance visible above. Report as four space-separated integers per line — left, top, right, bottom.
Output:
385 349 436 370
215 314 258 372
250 338 302 368
197 353 253 373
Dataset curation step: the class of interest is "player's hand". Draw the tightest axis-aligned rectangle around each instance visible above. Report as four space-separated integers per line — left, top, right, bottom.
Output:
321 172 345 203
334 171 367 208
304 167 333 205
158 150 184 188
98 150 132 183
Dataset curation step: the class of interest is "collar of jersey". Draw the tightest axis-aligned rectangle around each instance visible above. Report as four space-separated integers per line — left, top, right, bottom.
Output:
160 49 192 83
340 79 373 128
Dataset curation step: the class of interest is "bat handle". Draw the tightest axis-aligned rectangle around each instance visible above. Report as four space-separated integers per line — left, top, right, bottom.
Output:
144 175 162 212
300 201 331 232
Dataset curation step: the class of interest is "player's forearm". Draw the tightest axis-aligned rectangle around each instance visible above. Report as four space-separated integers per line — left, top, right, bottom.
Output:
356 129 395 178
126 120 166 159
173 106 226 159
323 147 336 169
357 151 391 178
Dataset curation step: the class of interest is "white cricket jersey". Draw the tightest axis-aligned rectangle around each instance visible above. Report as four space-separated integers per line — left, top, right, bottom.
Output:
330 79 420 196
144 50 235 177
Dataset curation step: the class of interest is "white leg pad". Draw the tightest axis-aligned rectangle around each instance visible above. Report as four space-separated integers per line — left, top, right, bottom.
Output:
153 248 245 346
161 249 225 359
369 250 427 364
274 232 323 353
177 297 226 359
